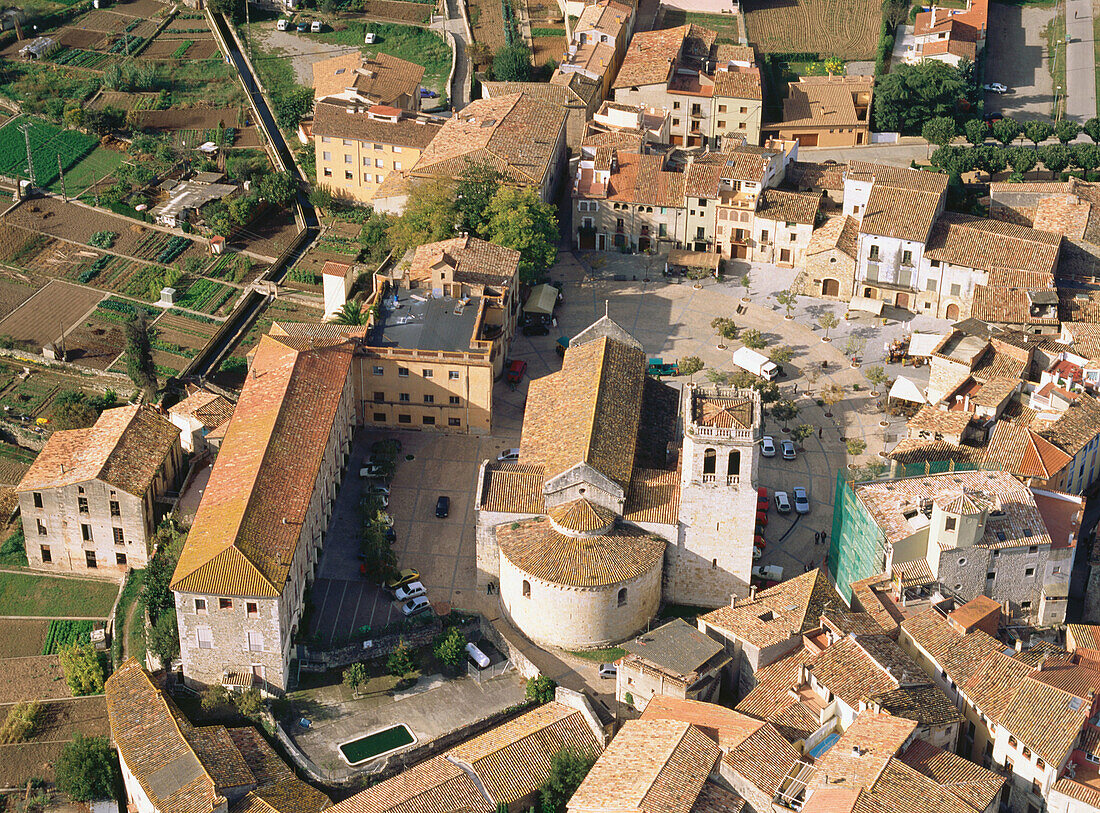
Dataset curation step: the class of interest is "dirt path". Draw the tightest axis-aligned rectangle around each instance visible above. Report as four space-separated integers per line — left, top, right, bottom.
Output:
121 596 142 663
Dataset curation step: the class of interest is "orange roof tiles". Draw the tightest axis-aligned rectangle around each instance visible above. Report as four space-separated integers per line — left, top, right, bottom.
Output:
613 25 691 88
924 213 1060 274
781 76 874 130
312 100 442 149
311 51 424 104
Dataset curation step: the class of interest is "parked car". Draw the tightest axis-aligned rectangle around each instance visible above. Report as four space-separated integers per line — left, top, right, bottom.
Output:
752 547 762 561
364 31 376 43
295 20 309 32
752 564 784 581
419 88 439 98
983 111 1004 124
466 642 490 669
754 534 766 549
506 359 528 385
497 448 521 462
402 596 431 616
310 20 321 32
793 486 810 515
761 436 776 457
359 464 387 478
367 483 390 496
757 486 768 506
598 663 617 679
756 510 768 526
435 495 450 518
394 581 426 601
276 18 288 30
782 440 796 460
774 491 791 514
983 82 1008 93
385 569 420 589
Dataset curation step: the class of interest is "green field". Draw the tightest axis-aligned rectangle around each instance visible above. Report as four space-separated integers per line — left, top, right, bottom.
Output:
46 145 124 198
658 8 739 43
0 117 98 188
0 571 118 617
43 619 95 653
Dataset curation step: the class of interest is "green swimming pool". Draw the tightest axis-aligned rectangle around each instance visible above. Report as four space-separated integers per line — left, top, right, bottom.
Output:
339 724 416 765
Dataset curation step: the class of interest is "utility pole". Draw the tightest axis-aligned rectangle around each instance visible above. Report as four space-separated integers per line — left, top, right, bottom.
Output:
57 154 66 201
19 124 35 187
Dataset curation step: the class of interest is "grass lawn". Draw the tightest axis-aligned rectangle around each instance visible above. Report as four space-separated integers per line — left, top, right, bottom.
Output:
0 529 27 569
307 22 451 92
46 145 124 198
169 60 248 108
113 568 145 665
566 646 625 662
0 571 118 617
659 8 739 43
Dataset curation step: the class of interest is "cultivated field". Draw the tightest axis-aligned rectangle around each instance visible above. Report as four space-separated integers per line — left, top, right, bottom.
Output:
0 656 72 703
0 117 98 187
0 571 119 618
0 278 37 321
469 0 509 50
62 314 128 370
0 696 110 788
0 281 103 350
0 620 50 659
742 0 880 59
359 0 433 24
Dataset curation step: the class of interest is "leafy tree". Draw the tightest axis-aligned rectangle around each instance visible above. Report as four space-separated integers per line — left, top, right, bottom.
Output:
791 424 815 445
455 162 503 238
1074 144 1100 173
467 41 493 67
678 356 703 381
359 210 394 264
991 117 1022 146
1041 144 1071 175
125 314 157 400
343 662 367 696
1084 118 1100 144
235 688 264 717
388 638 418 682
272 85 314 131
710 317 738 340
768 345 795 366
824 56 844 75
865 365 890 392
148 608 180 665
1007 146 1038 175
52 390 99 429
257 171 297 206
485 186 558 283
740 328 766 350
1055 120 1082 144
143 527 185 625
525 675 557 704
433 627 466 672
770 399 799 428
818 312 839 340
962 118 987 146
332 301 367 325
55 734 118 801
844 334 866 359
539 747 596 812
492 43 532 81
976 145 1007 174
930 145 974 176
59 645 105 696
387 178 458 256
846 438 867 456
821 383 845 408
201 684 232 714
872 61 967 134
1024 119 1054 146
776 289 797 318
921 116 957 148
0 701 39 743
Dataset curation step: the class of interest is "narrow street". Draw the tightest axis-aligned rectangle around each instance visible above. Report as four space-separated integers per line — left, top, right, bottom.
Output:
1065 0 1097 122
437 0 472 110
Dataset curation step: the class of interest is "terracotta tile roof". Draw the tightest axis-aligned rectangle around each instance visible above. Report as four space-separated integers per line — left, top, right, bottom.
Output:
410 94 566 188
1053 776 1100 808
809 636 898 708
409 236 520 288
225 728 292 787
312 100 443 148
847 163 950 194
171 328 360 598
623 466 680 525
808 215 859 259
187 725 253 789
171 389 235 431
970 348 1027 381
693 395 753 429
713 66 763 100
901 610 1006 686
859 185 941 243
924 213 1060 274
1061 322 1100 359
1034 392 1100 455
886 439 980 466
613 25 691 88
781 75 873 129
497 516 665 586
479 463 546 513
899 739 1005 812
998 675 1091 764
906 405 972 437
312 52 424 104
734 651 819 741
980 421 1072 480
700 569 843 648
569 719 719 813
756 189 820 225
550 70 603 104
520 334 645 489
870 683 963 727
576 0 632 39
581 125 647 152
822 609 887 636
18 404 179 497
690 782 746 813
335 702 598 813
1033 192 1094 240
483 80 578 108
231 777 332 813
971 285 1059 326
1068 624 1100 652
866 758 983 813
788 161 847 192
547 497 616 532
695 147 774 184
684 161 723 198
807 713 917 795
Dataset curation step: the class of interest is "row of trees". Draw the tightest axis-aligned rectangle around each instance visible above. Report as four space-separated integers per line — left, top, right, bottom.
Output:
922 115 1100 149
930 141 1100 178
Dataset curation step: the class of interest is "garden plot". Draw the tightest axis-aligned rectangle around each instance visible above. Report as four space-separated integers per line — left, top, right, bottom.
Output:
469 0 508 50
0 620 49 659
0 280 103 350
56 27 109 49
63 314 128 369
235 205 299 261
139 34 220 60
742 0 880 59
153 309 221 357
0 117 98 188
360 0 433 23
0 696 110 789
0 277 37 321
89 91 160 110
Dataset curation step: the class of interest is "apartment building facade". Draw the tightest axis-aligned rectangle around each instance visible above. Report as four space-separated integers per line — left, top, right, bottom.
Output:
16 404 183 580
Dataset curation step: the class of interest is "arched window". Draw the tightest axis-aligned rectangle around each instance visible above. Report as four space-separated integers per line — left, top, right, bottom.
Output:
522 580 531 598
617 587 628 607
703 448 716 475
727 450 741 478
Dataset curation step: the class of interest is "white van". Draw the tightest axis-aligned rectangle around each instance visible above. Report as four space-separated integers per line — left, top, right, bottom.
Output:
276 18 288 30
465 642 490 669
310 20 321 32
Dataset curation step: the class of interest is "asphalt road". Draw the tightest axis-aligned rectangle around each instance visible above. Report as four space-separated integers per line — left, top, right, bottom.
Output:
1065 0 1097 122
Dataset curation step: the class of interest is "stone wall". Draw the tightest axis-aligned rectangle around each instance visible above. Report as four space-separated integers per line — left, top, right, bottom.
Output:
299 617 444 670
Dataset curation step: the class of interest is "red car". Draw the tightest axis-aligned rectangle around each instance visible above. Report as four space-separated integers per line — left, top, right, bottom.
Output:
757 486 769 502
754 535 766 549
756 511 768 526
505 359 528 385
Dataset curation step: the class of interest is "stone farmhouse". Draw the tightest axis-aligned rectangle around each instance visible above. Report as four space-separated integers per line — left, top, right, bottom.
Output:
16 404 184 580
475 314 761 649
106 659 331 813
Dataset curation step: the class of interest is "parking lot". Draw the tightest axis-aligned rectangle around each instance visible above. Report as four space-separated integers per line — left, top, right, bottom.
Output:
983 2 1057 121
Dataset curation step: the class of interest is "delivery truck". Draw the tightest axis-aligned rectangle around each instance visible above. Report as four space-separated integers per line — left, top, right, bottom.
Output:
732 346 779 380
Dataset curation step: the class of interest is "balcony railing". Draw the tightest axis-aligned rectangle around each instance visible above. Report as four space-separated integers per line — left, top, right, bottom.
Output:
690 425 755 439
